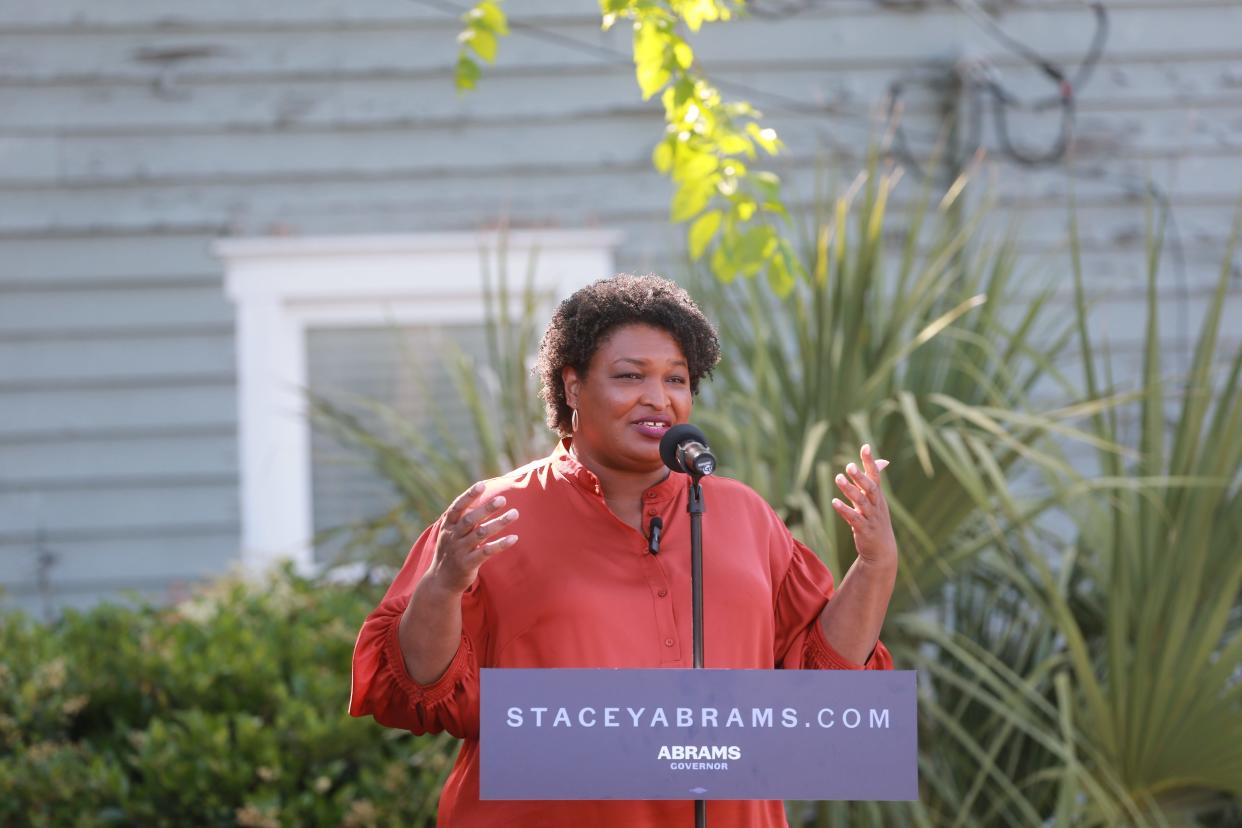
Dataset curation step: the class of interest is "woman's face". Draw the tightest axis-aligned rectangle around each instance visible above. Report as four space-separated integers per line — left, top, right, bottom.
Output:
562 323 693 474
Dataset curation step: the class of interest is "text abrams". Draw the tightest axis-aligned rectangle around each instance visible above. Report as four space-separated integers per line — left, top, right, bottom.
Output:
658 745 741 761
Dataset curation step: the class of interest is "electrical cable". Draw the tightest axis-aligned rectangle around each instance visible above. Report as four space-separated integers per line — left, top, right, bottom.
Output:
884 0 1107 178
958 0 1107 167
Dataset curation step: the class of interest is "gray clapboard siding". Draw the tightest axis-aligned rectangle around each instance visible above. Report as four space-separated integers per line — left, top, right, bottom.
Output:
0 530 239 618
0 0 634 29
0 0 1225 31
0 235 218 284
0 481 237 539
0 285 233 334
2 160 1238 259
5 55 1240 136
0 383 236 438
3 5 1240 87
1 102 1238 186
0 430 237 487
0 333 233 385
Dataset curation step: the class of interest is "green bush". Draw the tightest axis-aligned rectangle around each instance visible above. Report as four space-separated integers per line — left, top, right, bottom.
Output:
0 567 454 828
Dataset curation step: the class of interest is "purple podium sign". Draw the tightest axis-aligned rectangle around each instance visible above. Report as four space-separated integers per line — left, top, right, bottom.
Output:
480 668 917 801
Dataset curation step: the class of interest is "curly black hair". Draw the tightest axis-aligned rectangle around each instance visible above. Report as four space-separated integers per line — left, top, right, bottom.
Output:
536 274 721 435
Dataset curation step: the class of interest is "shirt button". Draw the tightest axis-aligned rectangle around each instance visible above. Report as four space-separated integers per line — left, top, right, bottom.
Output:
646 492 657 499
664 638 674 647
657 588 668 598
647 508 658 516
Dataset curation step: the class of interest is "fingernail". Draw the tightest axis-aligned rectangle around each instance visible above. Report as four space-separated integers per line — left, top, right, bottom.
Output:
506 534 519 544
506 508 518 519
847 463 858 474
492 496 505 508
878 459 890 470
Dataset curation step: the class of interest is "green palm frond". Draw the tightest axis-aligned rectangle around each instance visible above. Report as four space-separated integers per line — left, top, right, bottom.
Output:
1037 202 1242 817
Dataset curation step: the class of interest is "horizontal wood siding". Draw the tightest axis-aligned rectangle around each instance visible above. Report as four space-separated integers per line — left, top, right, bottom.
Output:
0 0 1239 611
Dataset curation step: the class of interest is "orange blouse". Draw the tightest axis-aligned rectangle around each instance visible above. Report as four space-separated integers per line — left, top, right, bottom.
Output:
350 440 892 827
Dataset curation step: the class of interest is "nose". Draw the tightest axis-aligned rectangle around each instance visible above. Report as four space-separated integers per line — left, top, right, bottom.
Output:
638 376 670 410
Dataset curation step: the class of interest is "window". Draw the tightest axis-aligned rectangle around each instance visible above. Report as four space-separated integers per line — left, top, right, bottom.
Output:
217 230 620 571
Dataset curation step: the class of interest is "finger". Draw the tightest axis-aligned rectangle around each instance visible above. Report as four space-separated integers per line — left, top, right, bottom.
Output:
831 498 863 529
475 533 519 558
835 473 867 511
462 533 519 570
446 481 486 523
470 508 519 543
846 463 878 499
457 496 507 536
861 444 882 480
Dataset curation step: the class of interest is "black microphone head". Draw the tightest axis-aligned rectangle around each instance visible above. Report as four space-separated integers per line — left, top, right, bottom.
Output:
660 423 709 472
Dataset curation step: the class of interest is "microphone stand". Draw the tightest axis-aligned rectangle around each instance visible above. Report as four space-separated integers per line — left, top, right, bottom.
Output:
687 474 706 828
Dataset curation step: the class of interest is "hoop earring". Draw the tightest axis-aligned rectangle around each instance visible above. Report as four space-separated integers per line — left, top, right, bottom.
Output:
571 408 579 433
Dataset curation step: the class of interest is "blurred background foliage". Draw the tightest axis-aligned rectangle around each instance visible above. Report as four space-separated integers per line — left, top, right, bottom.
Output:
0 567 447 828
2 165 1239 826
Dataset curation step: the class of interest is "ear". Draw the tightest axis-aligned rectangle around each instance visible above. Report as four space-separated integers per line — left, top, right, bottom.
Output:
561 365 582 410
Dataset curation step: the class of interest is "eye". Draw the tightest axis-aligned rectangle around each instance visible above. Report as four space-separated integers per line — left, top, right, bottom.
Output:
667 375 688 384
614 372 642 380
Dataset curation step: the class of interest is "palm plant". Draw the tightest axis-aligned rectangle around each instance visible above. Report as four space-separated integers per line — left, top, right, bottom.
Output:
692 157 1100 617
1023 205 1242 822
690 157 1139 826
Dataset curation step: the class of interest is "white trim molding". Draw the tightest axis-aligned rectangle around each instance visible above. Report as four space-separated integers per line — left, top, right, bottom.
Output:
216 230 621 573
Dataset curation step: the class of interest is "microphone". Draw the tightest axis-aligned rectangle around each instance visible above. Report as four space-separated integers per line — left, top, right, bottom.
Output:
659 423 716 478
647 515 663 555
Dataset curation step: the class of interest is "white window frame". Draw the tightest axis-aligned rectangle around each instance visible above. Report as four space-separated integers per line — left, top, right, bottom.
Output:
216 230 620 573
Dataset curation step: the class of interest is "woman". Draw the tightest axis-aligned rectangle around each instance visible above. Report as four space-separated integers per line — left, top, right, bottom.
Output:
349 274 898 826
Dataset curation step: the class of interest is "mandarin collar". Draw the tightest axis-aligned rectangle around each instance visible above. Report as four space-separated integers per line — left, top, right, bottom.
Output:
550 437 684 502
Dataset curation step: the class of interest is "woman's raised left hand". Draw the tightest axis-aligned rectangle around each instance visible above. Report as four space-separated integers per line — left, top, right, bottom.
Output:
830 444 898 570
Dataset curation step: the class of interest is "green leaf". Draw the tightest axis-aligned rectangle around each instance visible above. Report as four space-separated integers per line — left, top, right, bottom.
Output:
735 224 776 276
672 41 694 70
672 77 695 107
673 151 717 183
752 170 781 198
746 123 782 154
651 141 674 174
467 0 509 36
633 22 672 100
671 180 715 223
455 55 481 91
689 210 723 259
460 27 498 63
767 245 794 296
681 0 719 31
717 132 754 157
710 241 736 282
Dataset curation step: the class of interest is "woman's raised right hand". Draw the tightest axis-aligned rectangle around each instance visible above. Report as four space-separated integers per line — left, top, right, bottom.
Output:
427 482 519 594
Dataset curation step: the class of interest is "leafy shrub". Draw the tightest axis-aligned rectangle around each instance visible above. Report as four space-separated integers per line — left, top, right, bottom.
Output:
0 566 454 828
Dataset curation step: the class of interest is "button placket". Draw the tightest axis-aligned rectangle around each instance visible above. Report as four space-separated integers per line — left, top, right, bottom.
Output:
638 554 681 663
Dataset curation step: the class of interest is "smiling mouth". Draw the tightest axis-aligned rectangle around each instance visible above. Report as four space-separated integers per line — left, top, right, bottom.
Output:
633 420 671 428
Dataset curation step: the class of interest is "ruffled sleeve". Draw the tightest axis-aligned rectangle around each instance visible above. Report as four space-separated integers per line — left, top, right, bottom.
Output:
773 535 893 672
348 517 488 739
